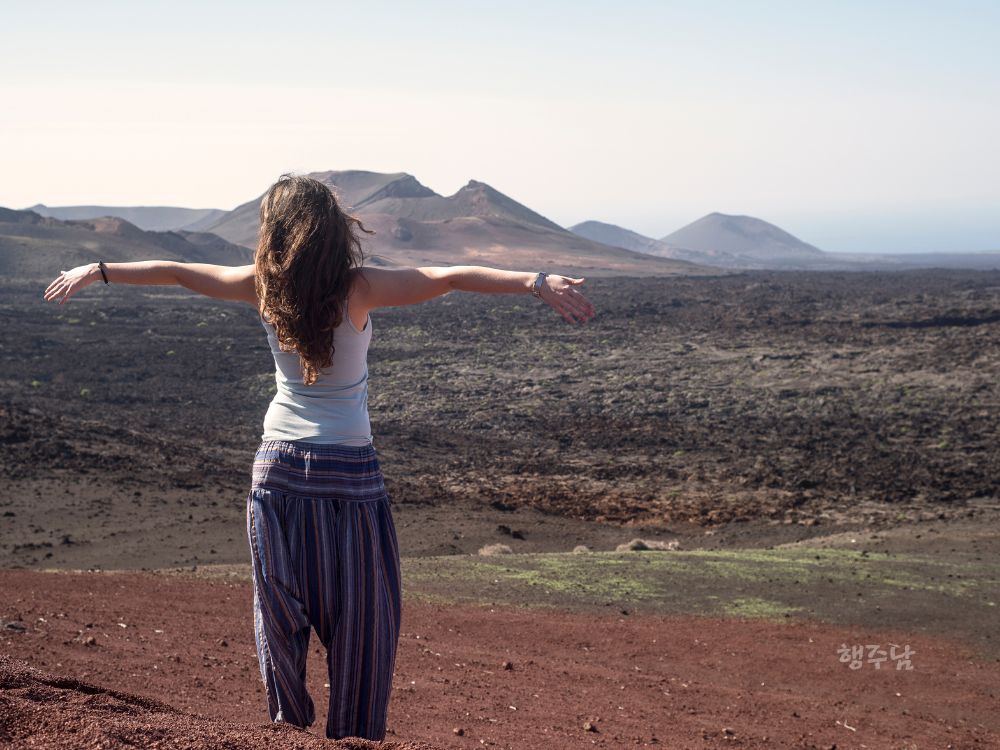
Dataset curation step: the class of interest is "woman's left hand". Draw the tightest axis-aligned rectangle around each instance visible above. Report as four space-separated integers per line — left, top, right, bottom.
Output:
539 275 596 324
44 263 99 305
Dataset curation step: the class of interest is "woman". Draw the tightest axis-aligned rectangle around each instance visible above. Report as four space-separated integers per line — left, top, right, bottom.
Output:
43 173 596 741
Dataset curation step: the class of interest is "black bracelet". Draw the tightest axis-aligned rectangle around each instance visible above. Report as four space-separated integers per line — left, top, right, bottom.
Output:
97 260 110 285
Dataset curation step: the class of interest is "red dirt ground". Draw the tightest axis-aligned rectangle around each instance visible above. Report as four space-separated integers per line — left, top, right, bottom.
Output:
1 570 998 749
0 656 435 750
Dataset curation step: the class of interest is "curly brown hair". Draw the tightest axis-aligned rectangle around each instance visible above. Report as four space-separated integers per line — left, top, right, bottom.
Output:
254 173 373 385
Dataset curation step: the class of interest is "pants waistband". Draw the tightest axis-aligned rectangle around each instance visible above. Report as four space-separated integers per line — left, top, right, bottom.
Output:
251 439 388 501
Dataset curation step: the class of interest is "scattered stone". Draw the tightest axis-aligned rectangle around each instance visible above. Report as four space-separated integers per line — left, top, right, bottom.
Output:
617 538 648 551
82 635 97 647
502 660 513 671
453 727 464 736
478 543 513 556
615 538 681 552
3 621 27 633
217 638 228 648
572 545 591 554
583 721 598 733
496 524 526 540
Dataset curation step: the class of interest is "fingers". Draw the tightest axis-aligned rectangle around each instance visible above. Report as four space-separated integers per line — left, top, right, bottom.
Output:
44 278 73 304
549 295 592 324
44 279 65 302
561 296 591 321
44 274 64 297
552 278 595 319
566 289 596 318
538 275 596 324
44 271 70 301
545 296 574 323
560 288 595 320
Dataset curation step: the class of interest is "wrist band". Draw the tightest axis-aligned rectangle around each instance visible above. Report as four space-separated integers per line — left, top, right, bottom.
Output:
531 271 547 298
97 260 109 284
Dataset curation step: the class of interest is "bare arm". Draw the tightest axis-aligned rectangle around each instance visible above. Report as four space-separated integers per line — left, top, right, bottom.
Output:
353 265 596 323
44 261 257 306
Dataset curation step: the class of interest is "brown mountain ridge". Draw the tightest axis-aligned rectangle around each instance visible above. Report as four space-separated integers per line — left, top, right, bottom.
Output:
199 170 705 276
8 172 713 278
0 209 252 282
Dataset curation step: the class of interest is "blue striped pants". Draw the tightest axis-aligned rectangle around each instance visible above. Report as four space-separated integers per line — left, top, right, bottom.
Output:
245 439 402 741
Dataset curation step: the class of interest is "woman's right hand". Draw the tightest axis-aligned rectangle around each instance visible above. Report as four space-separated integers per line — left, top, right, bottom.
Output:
539 275 596 324
44 263 100 305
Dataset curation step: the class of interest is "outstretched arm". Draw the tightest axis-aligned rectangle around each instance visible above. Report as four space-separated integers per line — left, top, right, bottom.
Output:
353 265 596 324
44 261 257 306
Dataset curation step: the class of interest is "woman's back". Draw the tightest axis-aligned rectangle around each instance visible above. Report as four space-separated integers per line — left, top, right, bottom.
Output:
260 300 373 446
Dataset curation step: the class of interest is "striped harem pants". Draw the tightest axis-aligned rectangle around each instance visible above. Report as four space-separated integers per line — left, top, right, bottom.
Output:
245 439 402 741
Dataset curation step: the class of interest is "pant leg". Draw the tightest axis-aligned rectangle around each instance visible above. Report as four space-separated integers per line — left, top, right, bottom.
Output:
310 495 402 741
246 488 316 728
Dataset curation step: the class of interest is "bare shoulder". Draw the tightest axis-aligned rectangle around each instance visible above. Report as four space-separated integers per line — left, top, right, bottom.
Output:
347 265 451 311
346 267 375 330
347 267 372 305
346 266 387 310
226 264 259 306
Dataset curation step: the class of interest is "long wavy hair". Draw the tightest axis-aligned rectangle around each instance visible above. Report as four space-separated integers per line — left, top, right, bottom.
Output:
254 173 373 385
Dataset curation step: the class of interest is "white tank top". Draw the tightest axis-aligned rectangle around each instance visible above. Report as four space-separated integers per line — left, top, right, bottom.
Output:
259 300 373 446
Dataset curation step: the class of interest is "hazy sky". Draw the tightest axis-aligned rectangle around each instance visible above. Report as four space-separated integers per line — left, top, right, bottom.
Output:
2 1 998 253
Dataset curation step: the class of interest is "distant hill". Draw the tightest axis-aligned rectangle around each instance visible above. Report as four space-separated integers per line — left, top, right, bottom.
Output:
202 170 707 276
0 209 252 281
570 214 824 269
203 171 576 247
27 204 228 233
571 214 1000 271
573 214 831 269
571 217 743 267
568 221 666 256
661 213 825 267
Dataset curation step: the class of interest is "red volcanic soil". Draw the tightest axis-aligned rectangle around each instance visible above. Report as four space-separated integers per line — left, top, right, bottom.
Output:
2 570 999 749
0 656 431 750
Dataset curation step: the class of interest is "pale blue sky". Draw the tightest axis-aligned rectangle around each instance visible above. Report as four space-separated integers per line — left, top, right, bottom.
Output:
2 1 997 253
